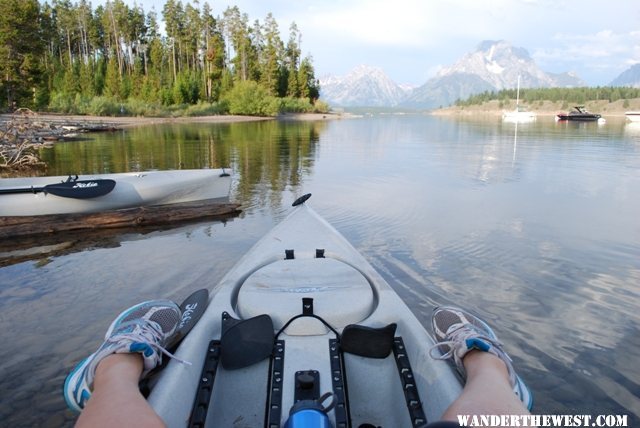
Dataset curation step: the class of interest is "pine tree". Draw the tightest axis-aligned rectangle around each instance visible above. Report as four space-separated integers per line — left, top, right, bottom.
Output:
104 54 122 99
260 13 284 96
163 0 184 82
0 0 44 109
286 23 301 98
223 6 252 82
298 56 319 102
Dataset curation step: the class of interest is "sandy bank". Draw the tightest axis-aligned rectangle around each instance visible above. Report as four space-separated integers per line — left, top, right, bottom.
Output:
432 99 640 118
0 112 346 129
0 113 270 128
276 112 346 121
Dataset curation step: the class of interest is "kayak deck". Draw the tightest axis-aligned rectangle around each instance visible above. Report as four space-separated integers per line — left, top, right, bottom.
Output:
149 201 462 427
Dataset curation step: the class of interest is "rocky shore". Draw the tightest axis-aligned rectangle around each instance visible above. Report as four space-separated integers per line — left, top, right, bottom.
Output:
0 110 125 174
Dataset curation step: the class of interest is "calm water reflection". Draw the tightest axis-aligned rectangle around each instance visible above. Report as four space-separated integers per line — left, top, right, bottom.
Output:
1 116 639 426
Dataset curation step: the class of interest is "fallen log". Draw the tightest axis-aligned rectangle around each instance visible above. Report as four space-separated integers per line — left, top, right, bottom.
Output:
0 200 242 239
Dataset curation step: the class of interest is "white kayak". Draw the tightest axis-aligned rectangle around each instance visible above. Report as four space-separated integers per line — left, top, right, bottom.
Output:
149 195 462 427
0 169 231 217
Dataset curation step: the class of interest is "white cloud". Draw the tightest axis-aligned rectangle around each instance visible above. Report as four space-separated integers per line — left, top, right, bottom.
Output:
298 1 433 47
296 0 540 48
533 30 640 73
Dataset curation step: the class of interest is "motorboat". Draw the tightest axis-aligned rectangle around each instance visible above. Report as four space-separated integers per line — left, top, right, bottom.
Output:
556 106 602 122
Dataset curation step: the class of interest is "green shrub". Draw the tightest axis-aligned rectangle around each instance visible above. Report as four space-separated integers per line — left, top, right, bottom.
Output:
122 98 148 116
87 96 120 116
74 94 92 114
278 97 313 113
279 97 306 113
123 98 170 117
183 101 228 117
34 87 50 110
312 100 330 113
167 103 189 117
48 92 75 113
160 88 174 106
223 81 279 116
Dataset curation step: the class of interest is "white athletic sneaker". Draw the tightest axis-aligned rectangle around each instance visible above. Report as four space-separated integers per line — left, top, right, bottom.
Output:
63 300 182 412
429 306 533 410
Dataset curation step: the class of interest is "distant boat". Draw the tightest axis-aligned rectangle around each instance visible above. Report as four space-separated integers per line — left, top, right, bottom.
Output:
503 106 536 123
502 76 536 122
624 111 640 122
556 106 602 122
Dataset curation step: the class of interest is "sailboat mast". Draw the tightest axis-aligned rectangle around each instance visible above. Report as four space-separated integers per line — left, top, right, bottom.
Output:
516 75 521 108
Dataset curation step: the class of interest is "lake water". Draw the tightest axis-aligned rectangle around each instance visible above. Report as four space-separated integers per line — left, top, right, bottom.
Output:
1 115 639 426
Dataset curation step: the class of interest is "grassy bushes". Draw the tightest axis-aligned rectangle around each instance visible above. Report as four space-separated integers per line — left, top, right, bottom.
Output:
223 81 279 116
47 85 328 117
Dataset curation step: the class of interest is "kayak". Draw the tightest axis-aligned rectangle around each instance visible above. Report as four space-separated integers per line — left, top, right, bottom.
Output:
0 169 231 217
149 195 463 427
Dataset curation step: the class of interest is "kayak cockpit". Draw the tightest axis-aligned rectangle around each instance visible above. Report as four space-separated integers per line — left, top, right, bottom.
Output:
188 302 426 428
237 254 376 335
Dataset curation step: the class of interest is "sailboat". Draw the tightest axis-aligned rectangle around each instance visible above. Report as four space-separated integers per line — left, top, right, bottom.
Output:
502 76 536 122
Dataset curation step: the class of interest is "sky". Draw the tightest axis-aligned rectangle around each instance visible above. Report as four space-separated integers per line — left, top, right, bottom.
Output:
129 0 640 87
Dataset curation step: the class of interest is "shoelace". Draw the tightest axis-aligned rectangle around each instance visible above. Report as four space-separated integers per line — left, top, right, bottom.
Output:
428 322 506 361
429 322 517 387
109 319 192 367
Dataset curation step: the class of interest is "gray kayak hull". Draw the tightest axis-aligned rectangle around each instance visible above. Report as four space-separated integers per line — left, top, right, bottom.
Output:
0 169 231 216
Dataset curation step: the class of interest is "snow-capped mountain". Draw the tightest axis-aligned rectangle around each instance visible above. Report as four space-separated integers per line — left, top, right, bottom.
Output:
403 40 585 108
319 65 412 107
319 41 586 109
610 64 640 87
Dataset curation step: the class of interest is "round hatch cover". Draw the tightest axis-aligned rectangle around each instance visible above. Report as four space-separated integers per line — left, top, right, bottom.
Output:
237 257 374 331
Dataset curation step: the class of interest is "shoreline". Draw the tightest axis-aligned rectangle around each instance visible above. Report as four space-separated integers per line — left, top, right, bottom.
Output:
0 111 345 128
431 98 640 117
0 111 345 175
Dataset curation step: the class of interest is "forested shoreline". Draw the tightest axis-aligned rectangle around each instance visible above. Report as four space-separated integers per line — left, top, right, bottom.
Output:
0 0 327 116
456 86 640 108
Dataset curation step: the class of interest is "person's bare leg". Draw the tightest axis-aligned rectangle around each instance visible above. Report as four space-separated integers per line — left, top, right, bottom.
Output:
441 351 531 421
76 354 165 428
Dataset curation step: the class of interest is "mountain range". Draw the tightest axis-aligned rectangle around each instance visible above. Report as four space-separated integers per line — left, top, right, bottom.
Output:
609 64 640 87
319 40 639 109
319 65 411 107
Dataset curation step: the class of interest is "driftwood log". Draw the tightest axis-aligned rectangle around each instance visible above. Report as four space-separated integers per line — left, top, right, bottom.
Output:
1 110 122 173
0 201 241 239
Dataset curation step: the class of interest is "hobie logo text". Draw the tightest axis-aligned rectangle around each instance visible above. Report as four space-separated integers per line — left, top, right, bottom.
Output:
179 303 198 329
73 182 98 188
